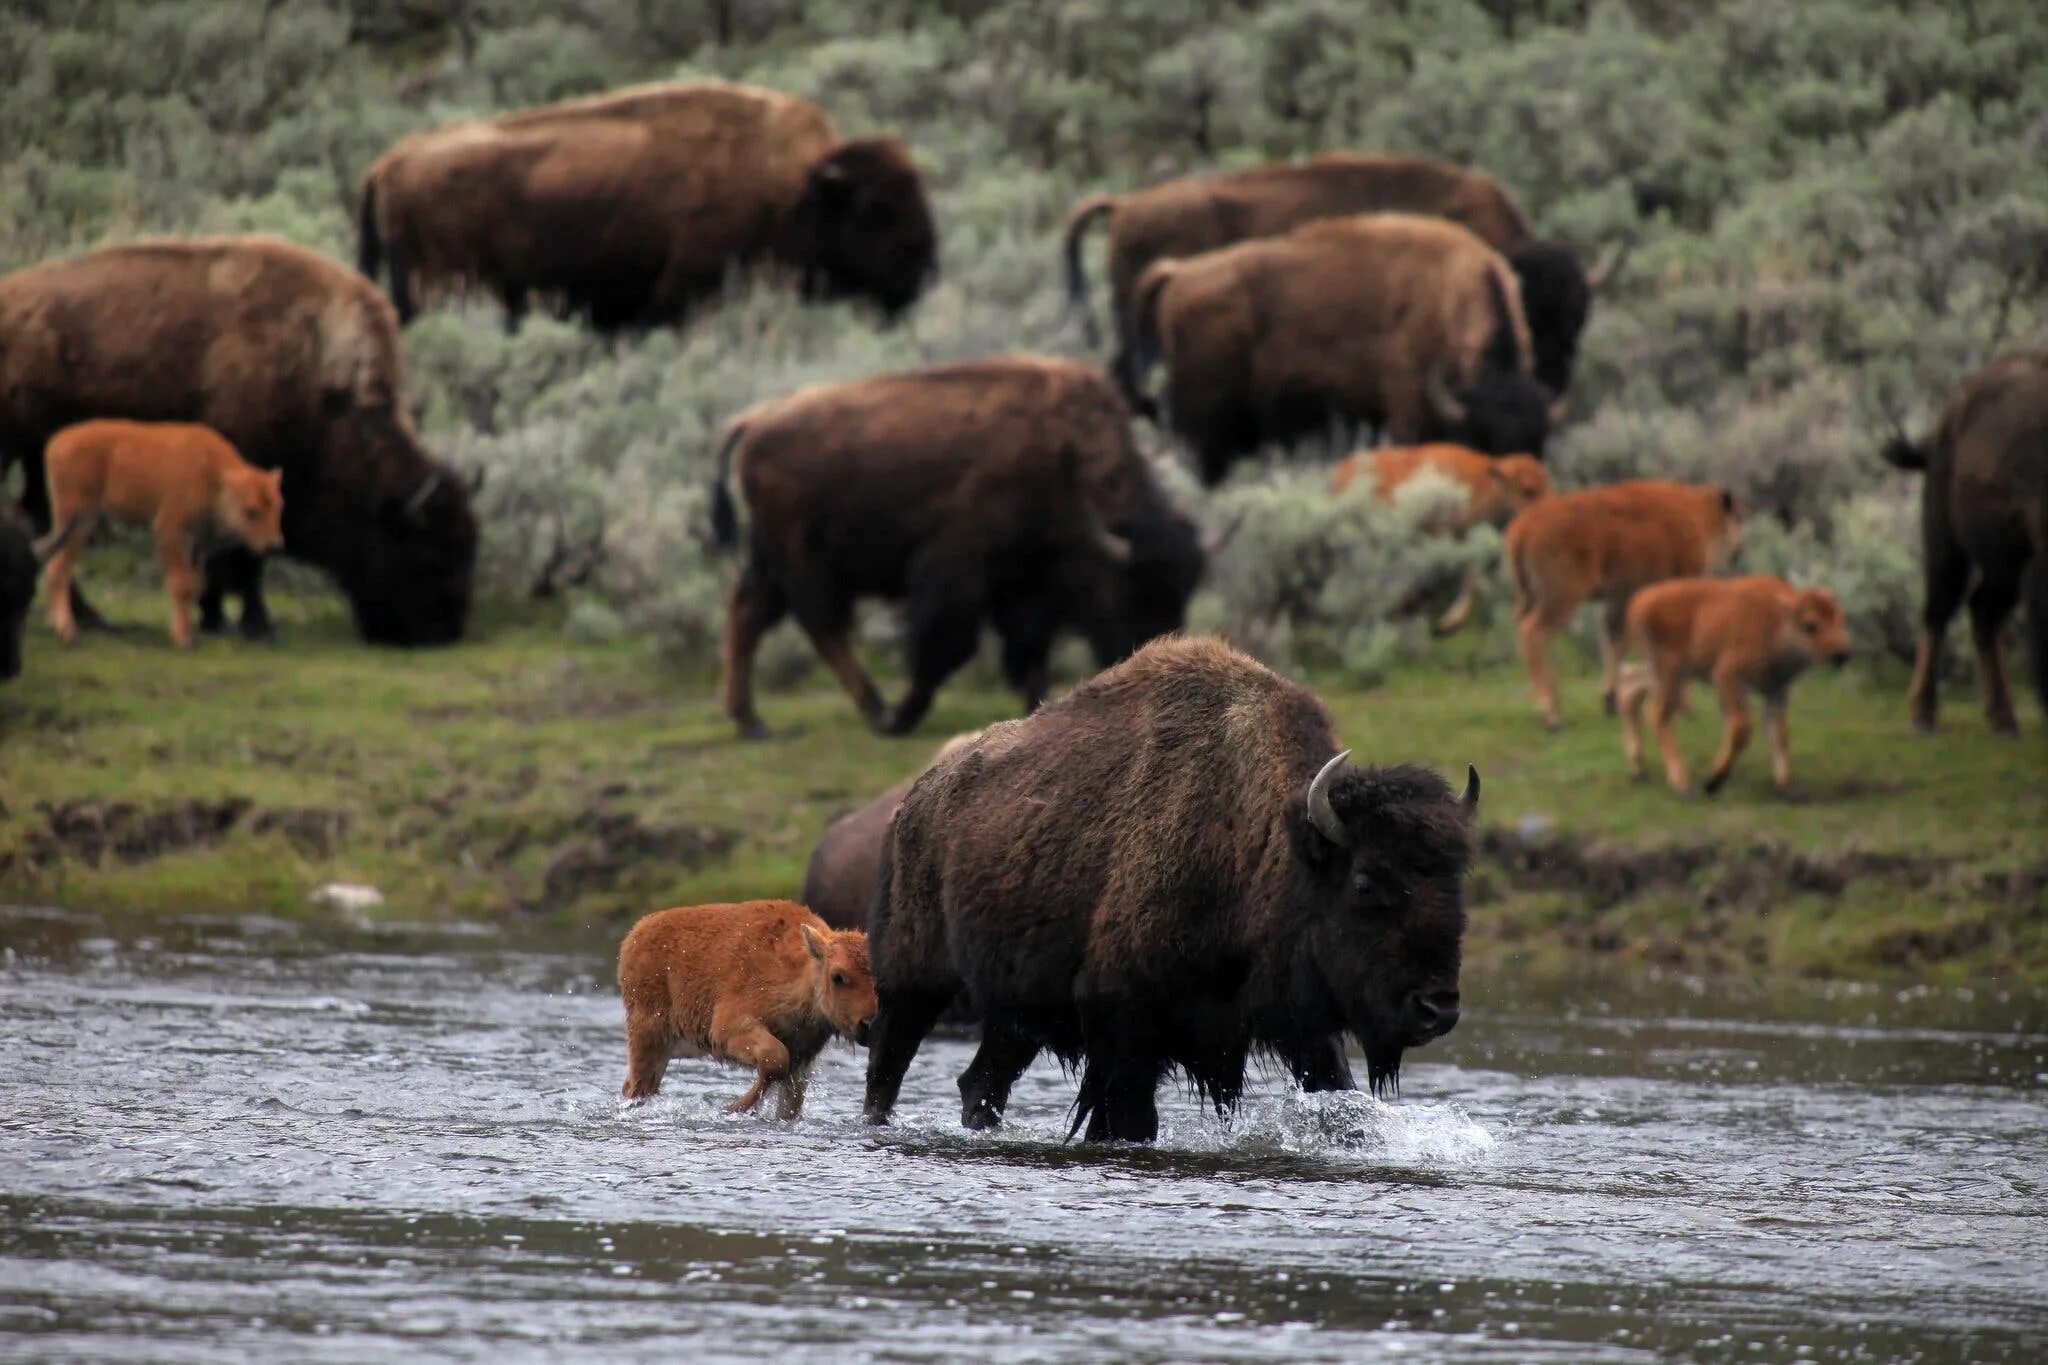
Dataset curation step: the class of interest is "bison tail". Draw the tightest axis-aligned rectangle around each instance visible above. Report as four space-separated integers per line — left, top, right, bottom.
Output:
1880 433 1929 471
1060 195 1116 347
708 422 747 551
357 177 383 283
1127 261 1178 412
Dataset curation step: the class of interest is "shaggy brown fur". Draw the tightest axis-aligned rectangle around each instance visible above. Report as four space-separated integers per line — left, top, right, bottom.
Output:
1063 154 1531 397
617 900 877 1119
1619 576 1851 795
1887 348 2048 735
1330 444 1553 634
359 80 936 329
1130 214 1552 483
1505 480 1742 729
863 635 1478 1142
0 236 475 646
40 421 284 648
711 356 1204 737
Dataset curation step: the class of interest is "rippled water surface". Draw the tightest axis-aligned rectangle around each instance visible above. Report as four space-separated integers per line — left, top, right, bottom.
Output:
2 908 2043 1362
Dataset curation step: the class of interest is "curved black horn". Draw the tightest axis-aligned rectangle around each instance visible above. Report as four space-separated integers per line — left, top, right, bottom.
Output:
1306 749 1351 847
1585 239 1633 293
1424 367 1467 424
1460 763 1481 815
1085 507 1133 564
403 472 442 520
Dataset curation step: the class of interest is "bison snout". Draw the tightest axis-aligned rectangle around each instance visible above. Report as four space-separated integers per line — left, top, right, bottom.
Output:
1403 987 1461 1044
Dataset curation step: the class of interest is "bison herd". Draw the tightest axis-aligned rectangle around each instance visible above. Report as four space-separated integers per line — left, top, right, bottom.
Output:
0 76 2041 1141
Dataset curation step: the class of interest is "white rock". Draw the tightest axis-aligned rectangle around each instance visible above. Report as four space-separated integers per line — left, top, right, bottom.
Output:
309 882 385 912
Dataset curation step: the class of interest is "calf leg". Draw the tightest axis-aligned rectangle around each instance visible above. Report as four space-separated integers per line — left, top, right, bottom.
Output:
1967 571 2021 735
1431 569 1483 637
719 565 789 739
958 1020 1041 1130
1907 518 1972 733
157 520 202 649
1650 670 1691 793
1516 598 1574 731
1599 597 1631 715
41 513 92 643
1764 691 1795 792
1618 663 1654 781
709 1010 792 1115
1702 667 1754 796
862 987 950 1124
620 1016 671 1102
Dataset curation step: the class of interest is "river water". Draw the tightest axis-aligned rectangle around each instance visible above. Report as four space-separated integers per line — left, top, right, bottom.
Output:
1 908 2042 1362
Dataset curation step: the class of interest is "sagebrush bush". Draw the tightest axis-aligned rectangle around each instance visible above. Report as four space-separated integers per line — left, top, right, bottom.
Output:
1 0 2041 690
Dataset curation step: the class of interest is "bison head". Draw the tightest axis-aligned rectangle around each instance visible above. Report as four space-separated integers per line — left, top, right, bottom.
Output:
1425 366 1560 461
783 138 938 319
1296 754 1479 1097
316 413 479 647
1505 240 1594 397
0 511 35 681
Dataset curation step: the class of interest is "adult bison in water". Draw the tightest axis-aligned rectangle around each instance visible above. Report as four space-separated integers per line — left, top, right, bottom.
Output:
1885 348 2048 734
710 356 1207 738
863 635 1479 1142
0 237 476 645
1063 153 1609 406
1131 214 1560 484
358 81 938 330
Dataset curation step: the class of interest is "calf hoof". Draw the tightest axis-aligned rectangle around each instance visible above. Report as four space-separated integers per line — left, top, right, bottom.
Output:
1702 773 1729 797
1541 717 1564 734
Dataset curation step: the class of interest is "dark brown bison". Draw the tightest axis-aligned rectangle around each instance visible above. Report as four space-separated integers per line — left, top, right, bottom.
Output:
0 506 36 680
1886 348 2048 734
1063 154 1610 407
0 237 477 646
710 356 1207 738
359 81 938 330
862 635 1480 1142
1131 214 1561 484
803 731 984 932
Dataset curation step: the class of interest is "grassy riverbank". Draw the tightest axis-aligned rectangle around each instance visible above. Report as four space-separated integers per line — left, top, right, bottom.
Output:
2 579 2041 986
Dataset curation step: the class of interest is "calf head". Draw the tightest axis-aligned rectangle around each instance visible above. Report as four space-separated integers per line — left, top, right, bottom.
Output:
1785 587 1851 669
784 138 938 320
1483 455 1554 525
1296 754 1480 1097
0 511 36 681
1426 367 1560 460
800 922 879 1046
219 467 285 554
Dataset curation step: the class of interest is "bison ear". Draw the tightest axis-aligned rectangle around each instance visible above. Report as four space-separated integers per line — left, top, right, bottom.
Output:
800 921 828 963
1719 487 1738 516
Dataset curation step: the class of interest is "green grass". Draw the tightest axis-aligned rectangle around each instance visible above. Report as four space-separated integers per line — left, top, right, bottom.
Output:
3 575 2042 984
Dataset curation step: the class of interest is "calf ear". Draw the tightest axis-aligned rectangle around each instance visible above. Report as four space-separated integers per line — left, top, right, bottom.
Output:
800 922 828 963
1718 487 1738 516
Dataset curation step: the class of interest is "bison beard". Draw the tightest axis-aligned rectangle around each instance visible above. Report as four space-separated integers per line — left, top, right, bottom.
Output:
862 636 1477 1142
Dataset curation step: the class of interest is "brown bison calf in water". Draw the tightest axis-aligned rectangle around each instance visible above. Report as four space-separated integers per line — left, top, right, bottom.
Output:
1131 215 1561 483
0 237 477 646
1063 153 1612 409
863 635 1480 1143
1619 577 1851 796
359 81 937 330
1504 480 1743 730
1885 348 2048 735
710 357 1206 737
618 900 877 1120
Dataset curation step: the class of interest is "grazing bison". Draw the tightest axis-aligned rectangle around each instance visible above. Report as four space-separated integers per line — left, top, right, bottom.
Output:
1063 154 1610 407
802 730 985 932
1330 444 1554 635
618 900 877 1119
0 508 35 681
359 81 938 330
1505 480 1742 729
863 635 1480 1142
0 237 477 646
709 356 1207 738
40 421 284 650
1619 576 1851 796
1885 349 2048 734
1131 215 1561 484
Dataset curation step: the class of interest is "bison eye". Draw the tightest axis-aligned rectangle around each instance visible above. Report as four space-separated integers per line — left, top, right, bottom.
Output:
831 971 848 987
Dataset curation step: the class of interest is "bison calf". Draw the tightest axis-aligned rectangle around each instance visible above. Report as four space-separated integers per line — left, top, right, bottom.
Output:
1619 576 1850 795
1504 479 1741 729
39 421 283 650
618 900 877 1119
1330 444 1552 634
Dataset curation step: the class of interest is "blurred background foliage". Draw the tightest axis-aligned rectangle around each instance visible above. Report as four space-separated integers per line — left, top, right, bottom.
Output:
3 0 2043 682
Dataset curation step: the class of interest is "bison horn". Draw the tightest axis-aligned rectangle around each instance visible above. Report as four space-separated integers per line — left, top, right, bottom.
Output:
1086 508 1133 563
1306 749 1352 847
403 473 442 521
1585 239 1632 292
1424 367 1467 424
1460 764 1481 815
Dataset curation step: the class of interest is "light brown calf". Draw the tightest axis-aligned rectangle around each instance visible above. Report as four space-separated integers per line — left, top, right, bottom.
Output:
1504 479 1741 729
617 899 878 1119
1331 444 1554 633
39 420 284 648
1619 576 1851 795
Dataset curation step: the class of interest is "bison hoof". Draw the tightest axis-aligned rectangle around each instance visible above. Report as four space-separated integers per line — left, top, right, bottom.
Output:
861 1106 892 1126
960 1099 1002 1132
1910 718 1938 735
876 707 921 737
1990 719 2021 739
733 718 773 742
1702 775 1728 797
239 619 279 644
199 616 231 637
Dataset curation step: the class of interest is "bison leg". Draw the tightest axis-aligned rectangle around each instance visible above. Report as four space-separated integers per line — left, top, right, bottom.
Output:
775 1058 816 1121
1967 570 2022 736
862 987 950 1125
1599 597 1631 715
882 572 984 735
958 1022 1040 1130
1908 502 1972 733
1075 1053 1165 1143
41 513 91 644
720 566 789 739
500 286 528 335
621 1017 671 1102
1280 1034 1355 1094
994 605 1057 713
200 545 275 642
1701 668 1754 796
